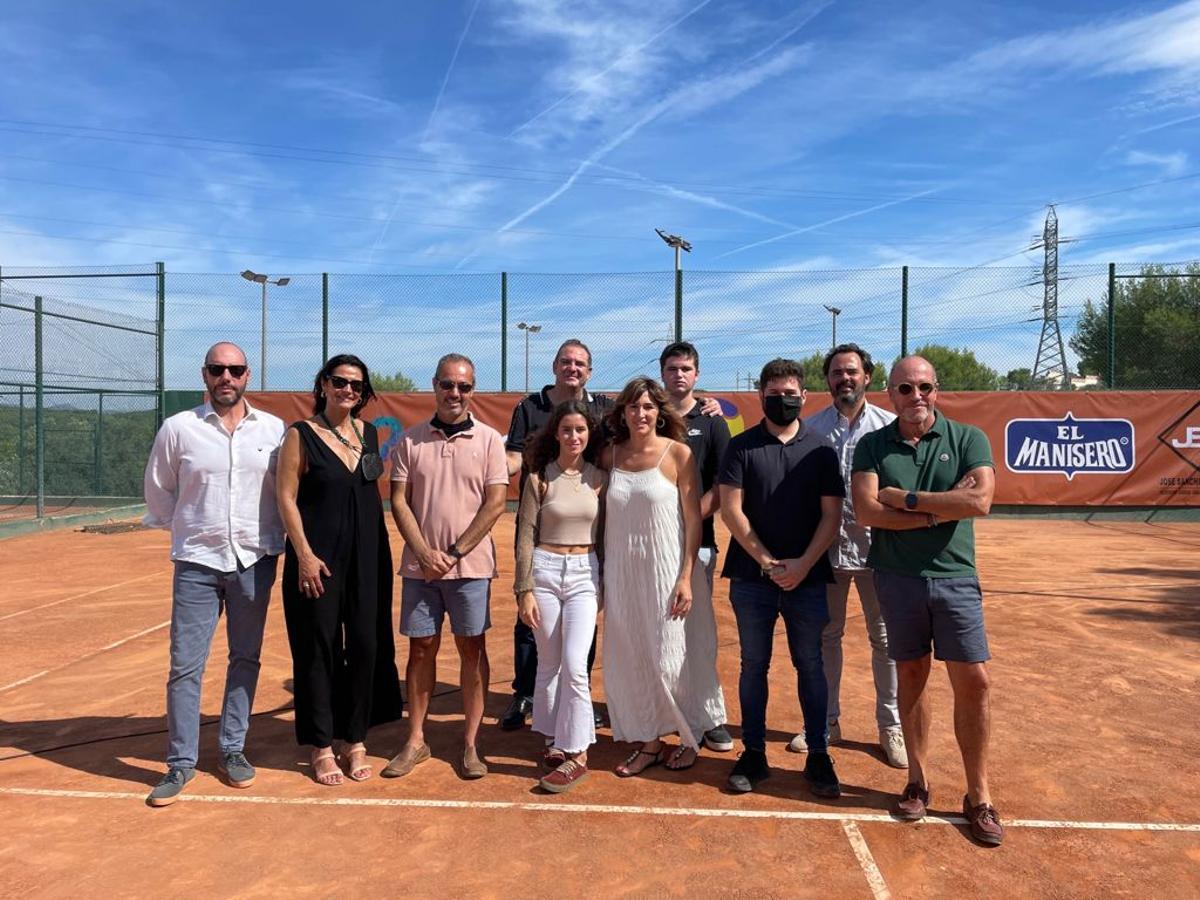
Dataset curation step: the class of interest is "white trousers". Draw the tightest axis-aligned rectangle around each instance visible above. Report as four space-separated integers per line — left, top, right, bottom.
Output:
531 548 599 754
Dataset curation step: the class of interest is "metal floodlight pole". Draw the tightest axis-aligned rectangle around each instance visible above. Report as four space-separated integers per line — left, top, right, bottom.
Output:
241 270 290 390
517 321 541 393
823 305 842 350
656 229 691 342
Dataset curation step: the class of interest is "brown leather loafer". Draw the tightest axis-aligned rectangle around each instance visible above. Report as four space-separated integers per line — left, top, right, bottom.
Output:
896 782 930 820
380 742 431 778
459 746 488 780
963 796 1004 846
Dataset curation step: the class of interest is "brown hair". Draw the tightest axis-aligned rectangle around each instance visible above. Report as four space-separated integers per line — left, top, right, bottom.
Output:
606 376 686 444
523 400 599 474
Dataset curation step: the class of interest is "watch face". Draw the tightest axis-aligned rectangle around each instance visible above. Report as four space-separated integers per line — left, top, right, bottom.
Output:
905 492 918 509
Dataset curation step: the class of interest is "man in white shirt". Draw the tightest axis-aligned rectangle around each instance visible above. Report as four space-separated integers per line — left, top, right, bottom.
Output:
789 343 907 769
142 342 286 806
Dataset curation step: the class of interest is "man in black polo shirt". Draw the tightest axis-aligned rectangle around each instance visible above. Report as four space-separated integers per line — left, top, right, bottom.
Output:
500 338 613 730
719 358 844 797
661 341 732 755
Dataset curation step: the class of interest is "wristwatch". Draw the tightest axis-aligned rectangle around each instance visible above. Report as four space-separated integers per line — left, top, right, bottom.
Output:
447 543 465 560
904 491 919 510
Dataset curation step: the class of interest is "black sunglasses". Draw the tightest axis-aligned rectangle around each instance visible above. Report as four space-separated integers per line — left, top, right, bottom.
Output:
437 380 474 393
205 364 248 378
326 374 365 393
895 381 937 396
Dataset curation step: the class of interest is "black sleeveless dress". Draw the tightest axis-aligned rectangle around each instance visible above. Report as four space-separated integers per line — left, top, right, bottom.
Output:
282 420 403 746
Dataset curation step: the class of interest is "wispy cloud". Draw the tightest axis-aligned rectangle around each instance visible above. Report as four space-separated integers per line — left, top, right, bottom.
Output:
1125 149 1188 176
508 0 717 138
423 0 483 145
456 42 811 267
715 188 945 260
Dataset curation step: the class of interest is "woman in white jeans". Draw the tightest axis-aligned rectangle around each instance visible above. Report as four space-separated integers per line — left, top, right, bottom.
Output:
513 400 606 793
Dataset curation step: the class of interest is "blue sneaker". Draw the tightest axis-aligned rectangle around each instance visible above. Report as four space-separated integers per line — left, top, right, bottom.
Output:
147 767 195 807
219 751 256 788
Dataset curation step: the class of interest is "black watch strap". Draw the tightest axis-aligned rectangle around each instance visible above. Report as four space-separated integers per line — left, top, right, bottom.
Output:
447 543 465 559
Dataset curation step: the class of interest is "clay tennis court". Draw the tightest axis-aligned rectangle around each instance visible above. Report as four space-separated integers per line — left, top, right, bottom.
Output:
1 515 1198 898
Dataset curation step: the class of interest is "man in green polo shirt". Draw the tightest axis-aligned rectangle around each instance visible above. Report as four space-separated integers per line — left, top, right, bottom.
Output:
851 355 1004 847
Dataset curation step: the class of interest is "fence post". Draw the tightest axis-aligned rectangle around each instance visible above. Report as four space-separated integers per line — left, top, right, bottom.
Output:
18 384 25 492
674 269 683 342
1107 262 1117 389
500 272 508 391
35 295 45 519
322 273 329 363
94 391 105 495
901 265 909 357
156 262 166 429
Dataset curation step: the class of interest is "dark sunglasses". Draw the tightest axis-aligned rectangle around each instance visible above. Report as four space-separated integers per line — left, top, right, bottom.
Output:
895 381 937 396
326 374 365 394
205 364 247 378
437 380 474 393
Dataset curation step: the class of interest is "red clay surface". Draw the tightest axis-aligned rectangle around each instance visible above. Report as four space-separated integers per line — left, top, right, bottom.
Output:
2 516 1199 898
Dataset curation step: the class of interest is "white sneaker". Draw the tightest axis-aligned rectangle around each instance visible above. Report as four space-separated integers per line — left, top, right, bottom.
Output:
881 727 908 768
786 720 840 753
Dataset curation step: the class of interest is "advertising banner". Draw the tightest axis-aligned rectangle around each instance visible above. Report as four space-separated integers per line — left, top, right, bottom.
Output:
250 390 1200 507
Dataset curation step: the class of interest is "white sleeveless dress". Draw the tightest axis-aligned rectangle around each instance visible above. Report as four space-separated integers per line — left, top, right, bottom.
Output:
602 447 725 748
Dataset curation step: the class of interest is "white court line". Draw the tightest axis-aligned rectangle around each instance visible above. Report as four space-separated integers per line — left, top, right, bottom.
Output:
842 821 891 900
2 787 1199 832
0 620 169 694
0 571 167 622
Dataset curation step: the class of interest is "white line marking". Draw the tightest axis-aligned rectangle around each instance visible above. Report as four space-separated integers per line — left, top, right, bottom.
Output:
0 571 166 622
0 620 169 694
2 787 1199 832
842 821 891 900
0 670 49 692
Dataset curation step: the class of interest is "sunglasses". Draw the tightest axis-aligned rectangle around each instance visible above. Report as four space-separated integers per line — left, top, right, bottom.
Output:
205 364 248 378
895 381 937 396
326 374 365 394
437 380 474 393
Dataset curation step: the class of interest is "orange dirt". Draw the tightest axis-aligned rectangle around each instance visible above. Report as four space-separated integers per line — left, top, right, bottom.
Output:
1 516 1198 898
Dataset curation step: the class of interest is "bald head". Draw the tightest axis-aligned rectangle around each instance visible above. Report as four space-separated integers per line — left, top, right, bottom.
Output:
889 355 936 387
204 342 248 366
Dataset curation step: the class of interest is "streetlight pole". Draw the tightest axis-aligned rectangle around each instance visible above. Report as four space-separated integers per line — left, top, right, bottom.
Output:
656 229 691 341
823 304 842 351
517 321 541 393
241 270 291 390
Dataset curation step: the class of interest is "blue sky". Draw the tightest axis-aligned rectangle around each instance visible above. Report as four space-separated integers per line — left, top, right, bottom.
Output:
2 1 1199 388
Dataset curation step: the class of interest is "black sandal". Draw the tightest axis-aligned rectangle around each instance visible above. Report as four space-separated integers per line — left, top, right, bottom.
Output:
614 743 664 778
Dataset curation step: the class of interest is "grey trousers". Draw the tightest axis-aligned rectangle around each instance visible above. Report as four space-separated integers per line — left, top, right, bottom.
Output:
166 556 278 769
822 568 900 732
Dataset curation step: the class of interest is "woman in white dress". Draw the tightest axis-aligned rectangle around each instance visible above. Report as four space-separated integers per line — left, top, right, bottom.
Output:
601 376 712 776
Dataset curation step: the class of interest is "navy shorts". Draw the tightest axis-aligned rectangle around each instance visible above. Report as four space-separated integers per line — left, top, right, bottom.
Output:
873 571 991 663
400 577 491 638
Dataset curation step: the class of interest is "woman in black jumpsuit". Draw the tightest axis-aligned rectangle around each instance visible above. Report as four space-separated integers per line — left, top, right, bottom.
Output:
277 354 402 785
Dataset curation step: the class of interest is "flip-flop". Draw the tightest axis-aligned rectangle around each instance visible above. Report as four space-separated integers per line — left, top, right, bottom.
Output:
344 746 372 782
664 745 697 771
614 744 665 778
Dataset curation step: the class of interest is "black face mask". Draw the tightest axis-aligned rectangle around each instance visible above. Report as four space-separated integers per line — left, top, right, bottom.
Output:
763 394 802 426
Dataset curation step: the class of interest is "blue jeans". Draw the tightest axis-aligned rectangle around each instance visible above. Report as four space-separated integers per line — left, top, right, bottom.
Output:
167 556 278 769
729 579 830 753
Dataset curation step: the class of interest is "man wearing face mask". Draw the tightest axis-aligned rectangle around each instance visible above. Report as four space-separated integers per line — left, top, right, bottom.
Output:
718 358 845 798
788 343 906 770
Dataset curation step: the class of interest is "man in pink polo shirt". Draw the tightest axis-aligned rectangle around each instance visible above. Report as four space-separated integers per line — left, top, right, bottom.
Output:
383 353 508 780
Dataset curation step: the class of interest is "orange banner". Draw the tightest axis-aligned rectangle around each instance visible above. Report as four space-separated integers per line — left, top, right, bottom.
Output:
251 390 1200 507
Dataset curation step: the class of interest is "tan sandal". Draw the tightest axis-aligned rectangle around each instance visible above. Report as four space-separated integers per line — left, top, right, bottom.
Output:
344 745 372 782
312 750 343 786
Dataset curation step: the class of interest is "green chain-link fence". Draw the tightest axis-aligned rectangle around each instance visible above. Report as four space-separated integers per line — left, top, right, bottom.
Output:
0 265 161 516
4 259 1196 518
